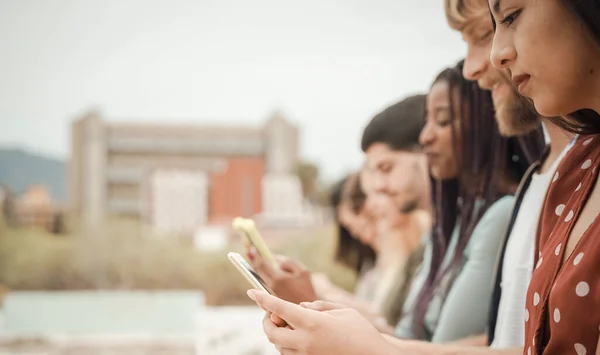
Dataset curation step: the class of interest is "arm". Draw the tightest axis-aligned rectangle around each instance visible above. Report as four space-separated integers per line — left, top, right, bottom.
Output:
384 334 521 355
448 334 488 346
430 196 515 343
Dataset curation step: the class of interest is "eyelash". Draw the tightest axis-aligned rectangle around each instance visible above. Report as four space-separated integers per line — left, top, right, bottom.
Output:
437 119 451 127
500 9 522 27
476 30 493 44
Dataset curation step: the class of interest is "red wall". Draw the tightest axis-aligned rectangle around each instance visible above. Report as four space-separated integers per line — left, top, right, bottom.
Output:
208 157 264 222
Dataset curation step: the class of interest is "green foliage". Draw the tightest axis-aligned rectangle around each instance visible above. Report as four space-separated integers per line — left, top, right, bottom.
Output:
0 218 355 306
294 161 320 201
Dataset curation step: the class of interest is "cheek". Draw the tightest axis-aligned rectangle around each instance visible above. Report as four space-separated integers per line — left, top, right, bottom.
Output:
514 15 590 115
338 209 352 226
388 168 406 189
438 129 455 163
528 57 585 117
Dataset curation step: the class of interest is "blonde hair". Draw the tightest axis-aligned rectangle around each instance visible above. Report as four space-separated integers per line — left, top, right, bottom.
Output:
445 0 488 30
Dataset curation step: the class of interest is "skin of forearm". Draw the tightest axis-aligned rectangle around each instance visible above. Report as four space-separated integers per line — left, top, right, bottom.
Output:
383 334 522 355
447 334 488 347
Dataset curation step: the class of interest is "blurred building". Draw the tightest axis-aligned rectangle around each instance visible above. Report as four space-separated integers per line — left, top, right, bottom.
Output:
70 110 306 235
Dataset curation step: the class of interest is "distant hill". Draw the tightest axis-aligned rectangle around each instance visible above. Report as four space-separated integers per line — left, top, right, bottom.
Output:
0 148 67 203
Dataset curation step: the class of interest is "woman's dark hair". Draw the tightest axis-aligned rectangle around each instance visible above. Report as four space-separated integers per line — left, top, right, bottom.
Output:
329 174 376 275
411 60 545 338
553 0 600 134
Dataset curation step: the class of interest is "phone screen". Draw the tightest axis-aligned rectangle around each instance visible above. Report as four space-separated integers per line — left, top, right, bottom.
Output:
238 256 270 291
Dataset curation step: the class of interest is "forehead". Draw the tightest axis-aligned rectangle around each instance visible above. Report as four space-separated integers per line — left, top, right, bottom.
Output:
447 0 490 28
365 143 413 165
428 81 450 105
462 12 493 37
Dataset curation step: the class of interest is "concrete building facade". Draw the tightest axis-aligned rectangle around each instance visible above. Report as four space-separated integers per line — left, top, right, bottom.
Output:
70 110 301 234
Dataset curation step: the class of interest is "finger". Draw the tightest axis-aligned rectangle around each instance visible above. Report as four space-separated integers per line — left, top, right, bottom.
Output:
246 247 258 261
249 253 279 284
249 290 310 328
271 312 288 327
278 257 306 274
262 309 302 350
300 300 346 311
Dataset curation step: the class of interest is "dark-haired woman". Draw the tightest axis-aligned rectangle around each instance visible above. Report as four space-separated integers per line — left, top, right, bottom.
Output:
490 1 600 353
312 172 379 312
393 64 530 342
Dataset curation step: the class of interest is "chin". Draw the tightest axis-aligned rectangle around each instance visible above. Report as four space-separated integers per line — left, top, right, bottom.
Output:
495 97 541 137
430 171 447 181
532 97 569 118
496 113 540 137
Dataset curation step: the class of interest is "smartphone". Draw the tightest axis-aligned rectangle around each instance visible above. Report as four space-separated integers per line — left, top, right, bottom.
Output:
232 217 278 269
227 252 271 294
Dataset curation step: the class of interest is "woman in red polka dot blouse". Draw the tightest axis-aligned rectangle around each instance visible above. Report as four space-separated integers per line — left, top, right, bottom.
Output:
490 0 600 354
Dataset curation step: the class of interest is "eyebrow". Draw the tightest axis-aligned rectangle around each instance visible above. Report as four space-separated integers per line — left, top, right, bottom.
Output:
491 0 501 14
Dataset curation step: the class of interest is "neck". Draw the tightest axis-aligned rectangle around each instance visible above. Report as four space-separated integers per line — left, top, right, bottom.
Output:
540 121 574 173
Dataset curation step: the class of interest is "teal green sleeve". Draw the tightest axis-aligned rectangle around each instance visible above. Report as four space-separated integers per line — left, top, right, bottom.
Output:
431 195 514 343
394 237 431 339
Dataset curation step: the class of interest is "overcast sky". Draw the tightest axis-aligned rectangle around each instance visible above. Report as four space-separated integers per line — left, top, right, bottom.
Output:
0 0 465 180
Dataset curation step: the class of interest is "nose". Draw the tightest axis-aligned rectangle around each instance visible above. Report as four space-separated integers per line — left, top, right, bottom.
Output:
419 120 435 147
371 172 387 193
463 46 488 81
490 31 517 70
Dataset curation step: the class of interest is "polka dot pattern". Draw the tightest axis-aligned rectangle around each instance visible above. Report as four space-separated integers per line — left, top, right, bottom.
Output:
575 343 587 355
533 292 540 306
574 253 584 266
582 159 592 170
523 135 600 355
565 210 574 222
576 282 590 297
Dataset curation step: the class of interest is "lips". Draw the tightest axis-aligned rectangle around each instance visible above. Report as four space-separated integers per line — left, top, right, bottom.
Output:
511 74 531 94
425 152 439 161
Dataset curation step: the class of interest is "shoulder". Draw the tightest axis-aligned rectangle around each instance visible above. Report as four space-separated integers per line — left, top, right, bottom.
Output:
485 195 515 217
466 195 515 251
477 195 515 227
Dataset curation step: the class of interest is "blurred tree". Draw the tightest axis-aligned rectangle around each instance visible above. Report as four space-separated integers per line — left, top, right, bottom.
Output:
1 186 19 228
51 212 67 235
314 180 338 207
295 161 319 202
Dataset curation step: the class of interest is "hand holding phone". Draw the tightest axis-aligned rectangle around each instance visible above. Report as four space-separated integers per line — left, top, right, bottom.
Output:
232 217 278 269
227 252 271 293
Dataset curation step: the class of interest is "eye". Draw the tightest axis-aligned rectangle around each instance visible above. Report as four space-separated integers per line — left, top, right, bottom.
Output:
477 30 494 43
437 119 451 127
500 9 522 27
